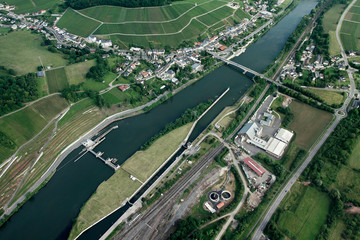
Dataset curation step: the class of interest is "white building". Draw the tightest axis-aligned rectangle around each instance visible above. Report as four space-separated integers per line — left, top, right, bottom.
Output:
86 35 97 43
265 137 287 158
275 128 294 144
100 40 112 48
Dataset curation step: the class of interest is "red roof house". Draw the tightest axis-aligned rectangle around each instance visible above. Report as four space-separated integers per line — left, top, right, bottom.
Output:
118 85 130 92
218 45 227 51
243 157 265 176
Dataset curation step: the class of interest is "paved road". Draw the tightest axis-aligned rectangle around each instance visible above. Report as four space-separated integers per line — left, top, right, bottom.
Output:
251 1 357 238
215 149 249 240
272 0 330 80
251 115 341 240
336 0 358 99
114 144 225 240
0 93 61 120
111 83 270 240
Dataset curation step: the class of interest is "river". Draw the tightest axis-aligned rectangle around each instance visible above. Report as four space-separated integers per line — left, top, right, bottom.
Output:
0 0 318 239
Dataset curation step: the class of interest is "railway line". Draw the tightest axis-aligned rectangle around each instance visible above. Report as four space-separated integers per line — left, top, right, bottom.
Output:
114 143 224 239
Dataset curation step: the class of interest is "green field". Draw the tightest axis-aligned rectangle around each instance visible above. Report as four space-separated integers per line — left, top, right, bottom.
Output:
56 0 249 48
328 220 346 240
0 95 68 163
46 60 100 93
308 89 345 105
65 60 96 85
69 122 193 239
5 0 60 14
277 184 330 240
78 2 194 22
329 31 341 56
0 31 66 75
323 4 345 32
122 123 193 182
349 137 360 169
341 3 360 51
68 169 141 240
323 4 345 56
334 166 360 202
56 8 102 37
102 87 144 106
46 67 69 93
288 101 333 150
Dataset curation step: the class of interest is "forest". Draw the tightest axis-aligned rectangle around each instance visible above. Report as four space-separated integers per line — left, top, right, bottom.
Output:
66 0 179 9
0 70 38 115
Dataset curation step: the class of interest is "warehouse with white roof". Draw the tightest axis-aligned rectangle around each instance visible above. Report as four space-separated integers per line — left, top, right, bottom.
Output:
275 128 294 144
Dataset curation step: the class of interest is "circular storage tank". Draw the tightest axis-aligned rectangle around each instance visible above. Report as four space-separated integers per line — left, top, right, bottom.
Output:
209 192 220 202
221 190 231 200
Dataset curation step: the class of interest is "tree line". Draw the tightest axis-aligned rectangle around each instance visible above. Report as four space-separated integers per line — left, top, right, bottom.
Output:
276 106 294 127
278 86 334 113
86 56 109 81
66 0 179 9
140 100 213 150
0 70 38 116
301 109 360 240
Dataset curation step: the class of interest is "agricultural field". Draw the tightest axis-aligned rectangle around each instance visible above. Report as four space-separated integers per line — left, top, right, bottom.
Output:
308 89 345 105
276 183 330 240
0 94 69 164
56 0 249 48
78 2 194 22
0 31 66 75
5 0 61 14
323 4 345 56
56 8 102 37
323 4 345 32
46 67 69 93
65 60 96 85
288 101 333 150
341 2 360 51
45 60 98 93
69 122 193 239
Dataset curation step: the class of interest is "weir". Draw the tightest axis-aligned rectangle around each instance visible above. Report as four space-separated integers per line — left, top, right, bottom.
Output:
80 125 120 171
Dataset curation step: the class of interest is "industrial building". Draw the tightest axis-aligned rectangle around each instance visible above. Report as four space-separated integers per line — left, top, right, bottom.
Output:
265 137 287 158
237 121 294 158
243 157 265 176
275 128 294 144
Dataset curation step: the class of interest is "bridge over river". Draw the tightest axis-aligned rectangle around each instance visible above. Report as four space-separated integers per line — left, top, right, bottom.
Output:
209 53 281 86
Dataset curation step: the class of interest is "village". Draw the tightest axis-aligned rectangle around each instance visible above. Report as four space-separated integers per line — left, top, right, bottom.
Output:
0 0 283 93
279 39 356 89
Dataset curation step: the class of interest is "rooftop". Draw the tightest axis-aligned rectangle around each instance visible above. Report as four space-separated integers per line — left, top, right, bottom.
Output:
243 157 265 176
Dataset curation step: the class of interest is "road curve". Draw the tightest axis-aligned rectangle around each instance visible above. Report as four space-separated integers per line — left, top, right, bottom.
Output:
251 1 357 238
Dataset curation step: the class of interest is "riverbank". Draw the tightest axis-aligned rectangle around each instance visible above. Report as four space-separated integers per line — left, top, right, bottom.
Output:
69 88 230 240
0 59 225 223
0 1 318 238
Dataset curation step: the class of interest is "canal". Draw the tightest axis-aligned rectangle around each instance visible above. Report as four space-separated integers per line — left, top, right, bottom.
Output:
0 0 318 239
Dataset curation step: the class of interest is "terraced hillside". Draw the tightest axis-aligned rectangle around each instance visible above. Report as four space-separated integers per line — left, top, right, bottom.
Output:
56 0 249 48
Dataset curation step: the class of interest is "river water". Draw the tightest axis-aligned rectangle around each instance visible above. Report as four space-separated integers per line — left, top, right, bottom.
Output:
0 0 317 239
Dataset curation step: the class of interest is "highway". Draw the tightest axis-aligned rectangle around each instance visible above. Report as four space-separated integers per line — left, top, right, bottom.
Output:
112 82 271 239
251 0 357 238
251 115 342 240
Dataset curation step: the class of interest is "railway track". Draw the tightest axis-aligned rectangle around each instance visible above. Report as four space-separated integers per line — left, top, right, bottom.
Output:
115 143 225 240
